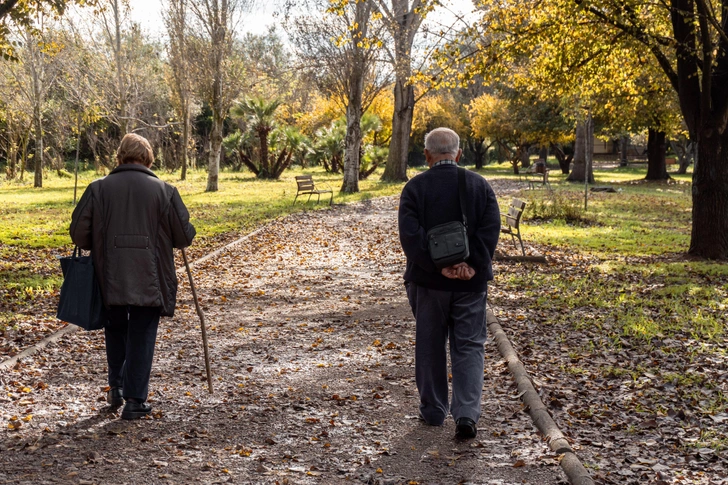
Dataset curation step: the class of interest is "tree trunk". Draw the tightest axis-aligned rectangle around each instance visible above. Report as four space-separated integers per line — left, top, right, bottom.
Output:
205 0 227 192
33 104 43 188
550 143 572 174
566 119 594 182
382 79 414 182
470 138 488 170
6 115 16 179
20 129 30 181
379 0 424 182
206 115 222 192
113 0 127 135
342 95 363 193
497 142 506 163
538 146 548 161
689 130 728 259
8 143 17 179
645 128 670 180
258 129 270 178
681 141 695 175
87 128 100 173
29 30 43 188
181 101 189 181
672 139 694 175
341 5 366 194
74 115 81 205
510 146 521 174
8 138 17 179
619 135 629 167
519 145 531 168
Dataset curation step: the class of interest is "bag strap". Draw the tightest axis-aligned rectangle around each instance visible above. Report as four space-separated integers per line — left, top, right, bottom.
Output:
458 167 468 228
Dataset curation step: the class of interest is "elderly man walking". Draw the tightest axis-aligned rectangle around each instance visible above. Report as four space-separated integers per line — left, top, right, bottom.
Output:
398 127 500 439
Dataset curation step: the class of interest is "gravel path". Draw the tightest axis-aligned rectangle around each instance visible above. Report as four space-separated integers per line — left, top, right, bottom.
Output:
1 188 566 484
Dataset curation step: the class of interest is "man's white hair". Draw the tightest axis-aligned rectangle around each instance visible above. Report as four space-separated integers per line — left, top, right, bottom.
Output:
424 127 460 156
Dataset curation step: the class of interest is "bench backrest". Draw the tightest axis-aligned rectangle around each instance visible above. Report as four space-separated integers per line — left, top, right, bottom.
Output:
295 175 315 191
505 198 527 228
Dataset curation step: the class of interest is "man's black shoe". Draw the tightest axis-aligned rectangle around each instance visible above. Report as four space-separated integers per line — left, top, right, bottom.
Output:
107 387 123 408
455 417 477 439
121 400 152 420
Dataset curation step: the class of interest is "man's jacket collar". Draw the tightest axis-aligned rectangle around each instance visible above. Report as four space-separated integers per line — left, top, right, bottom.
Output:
109 164 159 178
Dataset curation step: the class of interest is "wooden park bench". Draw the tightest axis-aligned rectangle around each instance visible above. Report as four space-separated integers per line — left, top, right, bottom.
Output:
524 160 551 190
501 198 527 256
293 175 333 205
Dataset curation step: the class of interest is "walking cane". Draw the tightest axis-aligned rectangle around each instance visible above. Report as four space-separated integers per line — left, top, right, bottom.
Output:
181 248 214 395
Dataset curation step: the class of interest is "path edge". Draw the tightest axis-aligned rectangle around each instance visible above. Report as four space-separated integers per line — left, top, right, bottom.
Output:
0 223 274 371
0 325 78 371
487 309 595 485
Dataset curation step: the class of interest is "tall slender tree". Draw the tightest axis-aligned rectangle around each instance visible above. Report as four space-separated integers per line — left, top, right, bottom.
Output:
164 0 193 180
374 0 432 182
10 23 63 188
289 0 388 193
97 0 129 135
188 0 249 192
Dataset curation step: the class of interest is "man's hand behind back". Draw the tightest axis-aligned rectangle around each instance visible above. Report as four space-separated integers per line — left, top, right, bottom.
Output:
441 262 476 280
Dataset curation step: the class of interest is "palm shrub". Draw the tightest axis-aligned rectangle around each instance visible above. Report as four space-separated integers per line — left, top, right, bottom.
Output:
267 126 309 179
309 113 386 176
359 113 386 179
231 97 282 179
222 130 257 173
361 145 388 179
311 121 346 173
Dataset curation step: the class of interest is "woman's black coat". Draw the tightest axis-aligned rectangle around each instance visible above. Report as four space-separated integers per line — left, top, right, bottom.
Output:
70 164 196 317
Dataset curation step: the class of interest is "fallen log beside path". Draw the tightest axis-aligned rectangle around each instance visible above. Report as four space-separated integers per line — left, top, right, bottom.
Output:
487 308 595 485
495 254 548 263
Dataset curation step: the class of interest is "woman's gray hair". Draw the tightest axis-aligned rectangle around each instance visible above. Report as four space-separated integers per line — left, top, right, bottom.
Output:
424 127 460 156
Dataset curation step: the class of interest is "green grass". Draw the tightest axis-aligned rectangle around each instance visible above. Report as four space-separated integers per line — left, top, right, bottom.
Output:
489 166 693 257
0 166 407 250
485 159 728 345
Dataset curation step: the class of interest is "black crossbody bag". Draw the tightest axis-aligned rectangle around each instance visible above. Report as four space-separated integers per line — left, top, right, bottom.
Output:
426 167 470 269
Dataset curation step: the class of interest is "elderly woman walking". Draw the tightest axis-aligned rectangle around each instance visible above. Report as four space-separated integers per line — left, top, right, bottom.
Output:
70 133 196 419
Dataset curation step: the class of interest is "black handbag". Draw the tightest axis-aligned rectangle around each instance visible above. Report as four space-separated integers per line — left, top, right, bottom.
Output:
427 167 470 270
57 247 105 331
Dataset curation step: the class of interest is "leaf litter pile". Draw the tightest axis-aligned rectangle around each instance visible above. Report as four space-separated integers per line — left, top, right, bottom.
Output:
0 185 725 484
491 251 728 484
0 245 68 356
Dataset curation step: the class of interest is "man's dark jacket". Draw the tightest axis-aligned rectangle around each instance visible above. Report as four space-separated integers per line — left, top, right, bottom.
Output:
70 164 196 317
398 164 500 292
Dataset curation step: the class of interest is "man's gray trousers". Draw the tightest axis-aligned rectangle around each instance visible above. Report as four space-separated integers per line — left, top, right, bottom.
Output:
406 282 488 426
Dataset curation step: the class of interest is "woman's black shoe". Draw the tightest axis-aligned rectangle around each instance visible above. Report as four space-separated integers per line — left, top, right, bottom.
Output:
455 417 477 439
121 401 152 420
107 387 124 408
